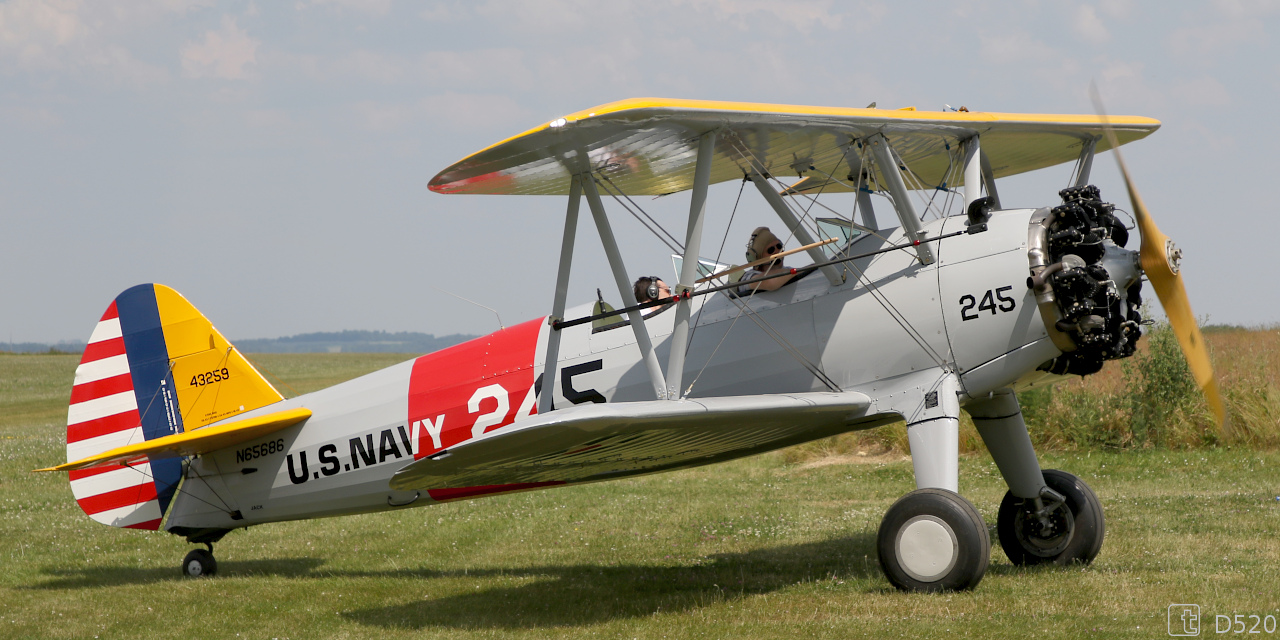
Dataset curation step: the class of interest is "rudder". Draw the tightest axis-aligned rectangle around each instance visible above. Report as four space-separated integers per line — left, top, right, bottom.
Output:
66 284 283 529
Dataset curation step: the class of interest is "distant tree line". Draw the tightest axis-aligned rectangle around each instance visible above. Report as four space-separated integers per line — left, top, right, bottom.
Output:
236 330 475 354
2 330 477 355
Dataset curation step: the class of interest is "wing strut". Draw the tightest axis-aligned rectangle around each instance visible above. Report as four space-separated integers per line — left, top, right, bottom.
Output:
539 175 583 413
582 176 668 400
978 148 1003 210
841 145 879 231
666 131 716 399
962 135 983 211
747 169 846 286
865 133 935 265
1071 136 1099 188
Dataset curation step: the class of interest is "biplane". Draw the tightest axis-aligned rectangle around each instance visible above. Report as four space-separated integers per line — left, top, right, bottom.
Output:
40 97 1223 592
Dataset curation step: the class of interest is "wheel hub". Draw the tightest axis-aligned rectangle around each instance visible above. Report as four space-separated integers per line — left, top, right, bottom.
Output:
895 515 959 582
1015 500 1075 556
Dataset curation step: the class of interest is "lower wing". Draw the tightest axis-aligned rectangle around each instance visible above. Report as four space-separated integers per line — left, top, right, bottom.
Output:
391 392 877 493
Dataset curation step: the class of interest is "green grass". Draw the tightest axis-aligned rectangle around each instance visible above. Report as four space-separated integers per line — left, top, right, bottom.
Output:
3 354 1279 639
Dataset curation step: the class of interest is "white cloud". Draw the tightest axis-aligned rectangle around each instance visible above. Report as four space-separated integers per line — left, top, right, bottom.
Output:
0 0 172 83
1072 5 1109 44
0 0 87 69
181 15 259 80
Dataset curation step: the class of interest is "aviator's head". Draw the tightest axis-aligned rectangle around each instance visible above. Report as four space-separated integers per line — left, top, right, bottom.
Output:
747 227 784 264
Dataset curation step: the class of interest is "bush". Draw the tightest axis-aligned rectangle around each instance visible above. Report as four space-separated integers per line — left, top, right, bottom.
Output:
1122 321 1212 448
783 323 1280 465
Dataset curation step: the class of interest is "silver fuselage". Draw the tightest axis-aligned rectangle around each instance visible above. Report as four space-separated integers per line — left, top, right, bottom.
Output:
167 208 1092 532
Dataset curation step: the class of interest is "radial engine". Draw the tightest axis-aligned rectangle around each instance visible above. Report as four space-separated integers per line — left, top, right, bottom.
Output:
1029 185 1144 376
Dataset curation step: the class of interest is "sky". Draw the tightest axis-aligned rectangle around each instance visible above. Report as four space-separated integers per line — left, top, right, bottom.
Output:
2 0 1276 344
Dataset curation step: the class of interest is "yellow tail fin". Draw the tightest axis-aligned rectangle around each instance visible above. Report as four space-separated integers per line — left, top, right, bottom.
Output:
152 285 283 430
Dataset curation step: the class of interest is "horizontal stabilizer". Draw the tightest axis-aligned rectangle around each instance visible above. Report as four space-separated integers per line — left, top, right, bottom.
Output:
40 407 311 473
391 392 872 493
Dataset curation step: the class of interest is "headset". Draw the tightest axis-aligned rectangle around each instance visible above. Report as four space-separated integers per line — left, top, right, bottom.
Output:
644 276 662 301
745 227 782 263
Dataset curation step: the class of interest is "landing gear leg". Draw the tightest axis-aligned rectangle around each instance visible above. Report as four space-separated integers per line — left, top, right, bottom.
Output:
969 389 1105 566
181 543 218 578
878 389 991 592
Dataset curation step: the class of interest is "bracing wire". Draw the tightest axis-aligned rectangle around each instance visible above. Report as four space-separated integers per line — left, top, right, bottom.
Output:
674 148 841 395
720 134 826 243
685 177 746 356
111 450 238 517
597 173 685 254
685 286 841 397
843 257 949 368
651 128 956 394
728 293 842 392
717 131 951 371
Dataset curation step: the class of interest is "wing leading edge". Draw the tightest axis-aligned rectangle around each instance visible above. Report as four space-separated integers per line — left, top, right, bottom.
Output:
428 97 1160 198
390 391 876 492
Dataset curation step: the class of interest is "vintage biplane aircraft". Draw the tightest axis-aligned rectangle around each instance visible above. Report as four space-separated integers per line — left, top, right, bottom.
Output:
40 97 1223 592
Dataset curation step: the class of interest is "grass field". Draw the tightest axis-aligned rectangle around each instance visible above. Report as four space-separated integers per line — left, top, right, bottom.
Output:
2 350 1279 639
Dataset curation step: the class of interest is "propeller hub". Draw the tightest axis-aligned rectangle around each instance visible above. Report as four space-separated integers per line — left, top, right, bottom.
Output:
1166 239 1182 275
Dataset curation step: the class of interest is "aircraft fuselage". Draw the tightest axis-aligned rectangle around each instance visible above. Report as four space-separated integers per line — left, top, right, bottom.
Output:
166 208 1093 535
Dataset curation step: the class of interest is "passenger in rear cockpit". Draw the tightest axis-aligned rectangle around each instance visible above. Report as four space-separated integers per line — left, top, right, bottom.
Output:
633 276 673 317
738 226 789 294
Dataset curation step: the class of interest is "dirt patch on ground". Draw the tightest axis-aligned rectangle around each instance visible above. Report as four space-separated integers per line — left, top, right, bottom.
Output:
799 451 909 469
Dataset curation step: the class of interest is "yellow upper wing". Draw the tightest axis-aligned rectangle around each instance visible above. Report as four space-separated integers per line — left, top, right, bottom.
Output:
429 97 1160 197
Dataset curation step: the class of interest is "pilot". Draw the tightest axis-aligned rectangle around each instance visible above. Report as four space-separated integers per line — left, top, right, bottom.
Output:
633 276 673 316
738 227 789 293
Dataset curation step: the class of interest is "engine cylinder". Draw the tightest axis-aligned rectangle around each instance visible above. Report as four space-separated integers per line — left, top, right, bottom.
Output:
1027 186 1143 376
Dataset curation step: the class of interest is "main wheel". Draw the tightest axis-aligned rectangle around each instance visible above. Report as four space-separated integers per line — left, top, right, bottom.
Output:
181 548 218 578
877 488 990 592
997 469 1104 566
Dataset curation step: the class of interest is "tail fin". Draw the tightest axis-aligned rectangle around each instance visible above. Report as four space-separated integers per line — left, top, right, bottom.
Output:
66 284 282 529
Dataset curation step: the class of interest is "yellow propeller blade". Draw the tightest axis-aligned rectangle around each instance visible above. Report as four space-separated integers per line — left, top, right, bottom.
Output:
1092 86 1226 428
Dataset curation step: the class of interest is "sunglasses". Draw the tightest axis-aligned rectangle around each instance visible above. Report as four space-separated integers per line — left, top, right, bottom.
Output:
765 242 784 255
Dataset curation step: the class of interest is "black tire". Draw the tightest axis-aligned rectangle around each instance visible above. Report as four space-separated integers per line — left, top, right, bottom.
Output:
181 548 217 578
877 488 990 592
997 468 1104 566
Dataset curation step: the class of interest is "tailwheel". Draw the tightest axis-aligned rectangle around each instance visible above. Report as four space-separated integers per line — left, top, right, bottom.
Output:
997 469 1104 566
181 544 218 578
877 488 990 592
